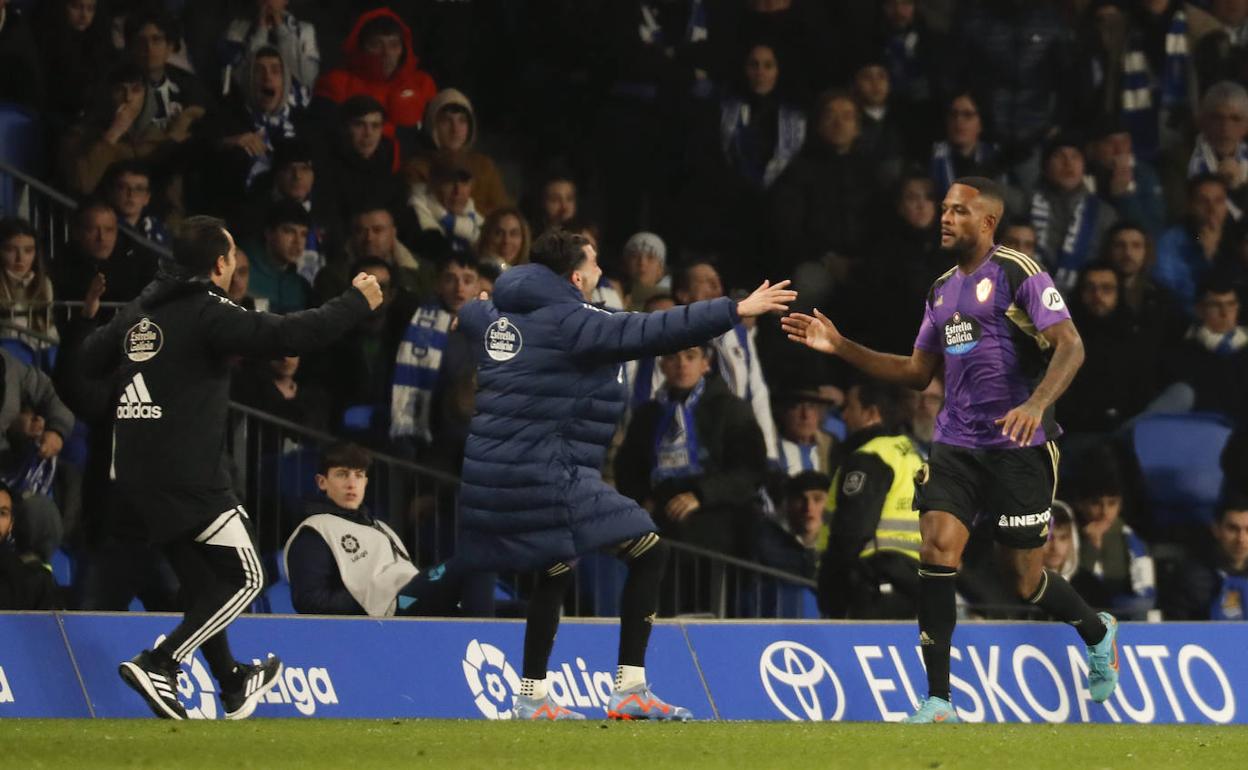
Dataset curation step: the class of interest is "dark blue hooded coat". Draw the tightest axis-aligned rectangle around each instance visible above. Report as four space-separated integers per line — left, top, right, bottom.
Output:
456 263 739 571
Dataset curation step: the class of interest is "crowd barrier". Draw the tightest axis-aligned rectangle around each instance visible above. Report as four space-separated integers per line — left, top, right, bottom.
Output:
1 613 1242 723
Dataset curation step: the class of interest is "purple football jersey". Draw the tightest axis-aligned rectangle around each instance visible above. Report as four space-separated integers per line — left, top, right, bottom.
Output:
914 245 1072 449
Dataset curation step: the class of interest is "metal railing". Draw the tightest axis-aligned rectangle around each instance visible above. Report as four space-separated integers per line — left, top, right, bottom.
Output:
0 159 173 267
226 401 821 619
3 158 822 619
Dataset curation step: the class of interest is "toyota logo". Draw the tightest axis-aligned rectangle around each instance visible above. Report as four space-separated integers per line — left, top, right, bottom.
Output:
758 640 845 721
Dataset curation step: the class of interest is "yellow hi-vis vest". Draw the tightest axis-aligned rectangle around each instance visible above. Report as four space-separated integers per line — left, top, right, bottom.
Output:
826 433 923 562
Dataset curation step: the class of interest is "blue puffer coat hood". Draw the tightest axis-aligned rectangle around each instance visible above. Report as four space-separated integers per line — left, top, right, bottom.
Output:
454 263 739 571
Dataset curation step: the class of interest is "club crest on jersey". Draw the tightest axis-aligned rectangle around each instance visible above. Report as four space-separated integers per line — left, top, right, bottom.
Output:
485 317 523 362
942 312 982 355
976 277 993 303
124 317 164 362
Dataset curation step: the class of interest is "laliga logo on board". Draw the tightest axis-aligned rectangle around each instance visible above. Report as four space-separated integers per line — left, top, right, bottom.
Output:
462 640 619 719
154 636 338 718
463 639 522 719
759 640 845 721
154 634 218 719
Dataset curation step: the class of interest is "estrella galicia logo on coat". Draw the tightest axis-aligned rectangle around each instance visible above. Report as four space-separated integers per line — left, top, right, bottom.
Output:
340 534 360 554
485 317 522 362
942 312 982 355
124 317 164 362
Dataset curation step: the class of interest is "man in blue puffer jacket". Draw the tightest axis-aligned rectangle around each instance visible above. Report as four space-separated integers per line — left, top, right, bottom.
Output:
456 229 795 720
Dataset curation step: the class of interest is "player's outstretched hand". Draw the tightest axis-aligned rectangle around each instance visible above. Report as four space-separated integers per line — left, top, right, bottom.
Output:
781 308 843 355
352 272 384 310
995 401 1044 447
736 279 798 318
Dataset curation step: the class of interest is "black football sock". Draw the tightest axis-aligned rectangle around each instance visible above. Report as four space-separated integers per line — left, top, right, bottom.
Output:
522 564 574 681
618 536 668 669
1027 569 1107 645
917 563 958 702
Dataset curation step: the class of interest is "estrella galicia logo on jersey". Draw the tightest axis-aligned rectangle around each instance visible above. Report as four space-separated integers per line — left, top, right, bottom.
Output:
340 534 360 554
485 317 522 362
124 317 164 362
942 312 982 355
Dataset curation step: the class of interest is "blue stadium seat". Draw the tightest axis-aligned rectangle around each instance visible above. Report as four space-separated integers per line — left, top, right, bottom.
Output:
0 102 42 213
61 422 90 471
50 548 74 587
0 337 37 367
264 580 296 614
128 596 145 612
41 344 58 371
1131 412 1233 528
342 404 376 433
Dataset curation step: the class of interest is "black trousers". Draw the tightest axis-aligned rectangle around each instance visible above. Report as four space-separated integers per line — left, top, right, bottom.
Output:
154 507 264 680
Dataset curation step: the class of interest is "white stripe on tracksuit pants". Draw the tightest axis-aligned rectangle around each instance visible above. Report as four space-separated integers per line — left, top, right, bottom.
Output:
157 507 264 667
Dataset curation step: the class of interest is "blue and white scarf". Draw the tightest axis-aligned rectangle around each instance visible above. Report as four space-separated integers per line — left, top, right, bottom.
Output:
930 141 995 198
1187 135 1247 220
651 378 706 485
778 438 822 476
1120 9 1189 160
390 304 454 441
138 215 170 245
884 28 928 102
1031 189 1101 292
631 356 661 408
245 84 309 188
719 99 806 188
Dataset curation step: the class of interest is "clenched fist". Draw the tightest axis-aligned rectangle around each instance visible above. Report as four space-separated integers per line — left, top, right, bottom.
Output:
352 272 384 310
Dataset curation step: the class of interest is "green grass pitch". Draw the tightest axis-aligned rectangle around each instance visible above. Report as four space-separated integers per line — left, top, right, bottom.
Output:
3 720 1247 769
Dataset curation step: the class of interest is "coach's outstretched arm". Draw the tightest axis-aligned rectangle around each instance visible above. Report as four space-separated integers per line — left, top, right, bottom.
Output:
202 273 383 357
782 308 939 391
564 279 797 362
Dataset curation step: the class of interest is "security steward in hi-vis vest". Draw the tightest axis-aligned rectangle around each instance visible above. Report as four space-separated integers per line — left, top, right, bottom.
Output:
818 381 923 618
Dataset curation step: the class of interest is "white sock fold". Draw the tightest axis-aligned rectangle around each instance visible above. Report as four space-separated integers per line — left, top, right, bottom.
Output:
615 665 646 692
519 677 548 700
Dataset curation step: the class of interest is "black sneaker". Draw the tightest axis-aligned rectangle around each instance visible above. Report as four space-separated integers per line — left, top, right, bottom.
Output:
119 650 187 720
221 656 283 720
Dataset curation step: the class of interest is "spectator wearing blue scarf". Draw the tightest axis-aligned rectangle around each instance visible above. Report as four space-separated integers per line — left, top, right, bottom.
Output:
1029 133 1120 292
615 344 767 555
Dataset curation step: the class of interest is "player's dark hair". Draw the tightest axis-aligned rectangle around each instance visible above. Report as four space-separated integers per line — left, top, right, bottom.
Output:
320 442 372 476
853 379 906 432
172 215 231 278
529 229 591 278
953 176 1007 207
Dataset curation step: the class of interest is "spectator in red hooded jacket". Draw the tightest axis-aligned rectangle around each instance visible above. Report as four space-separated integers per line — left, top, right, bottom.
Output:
313 7 436 155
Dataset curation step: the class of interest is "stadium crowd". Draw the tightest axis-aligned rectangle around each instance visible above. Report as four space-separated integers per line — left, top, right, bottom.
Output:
1 0 1246 623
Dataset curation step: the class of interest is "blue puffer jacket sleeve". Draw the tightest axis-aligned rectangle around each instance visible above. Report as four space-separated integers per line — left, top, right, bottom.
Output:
560 296 739 363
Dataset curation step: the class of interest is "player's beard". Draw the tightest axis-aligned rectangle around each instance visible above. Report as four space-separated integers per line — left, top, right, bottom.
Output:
939 234 976 262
